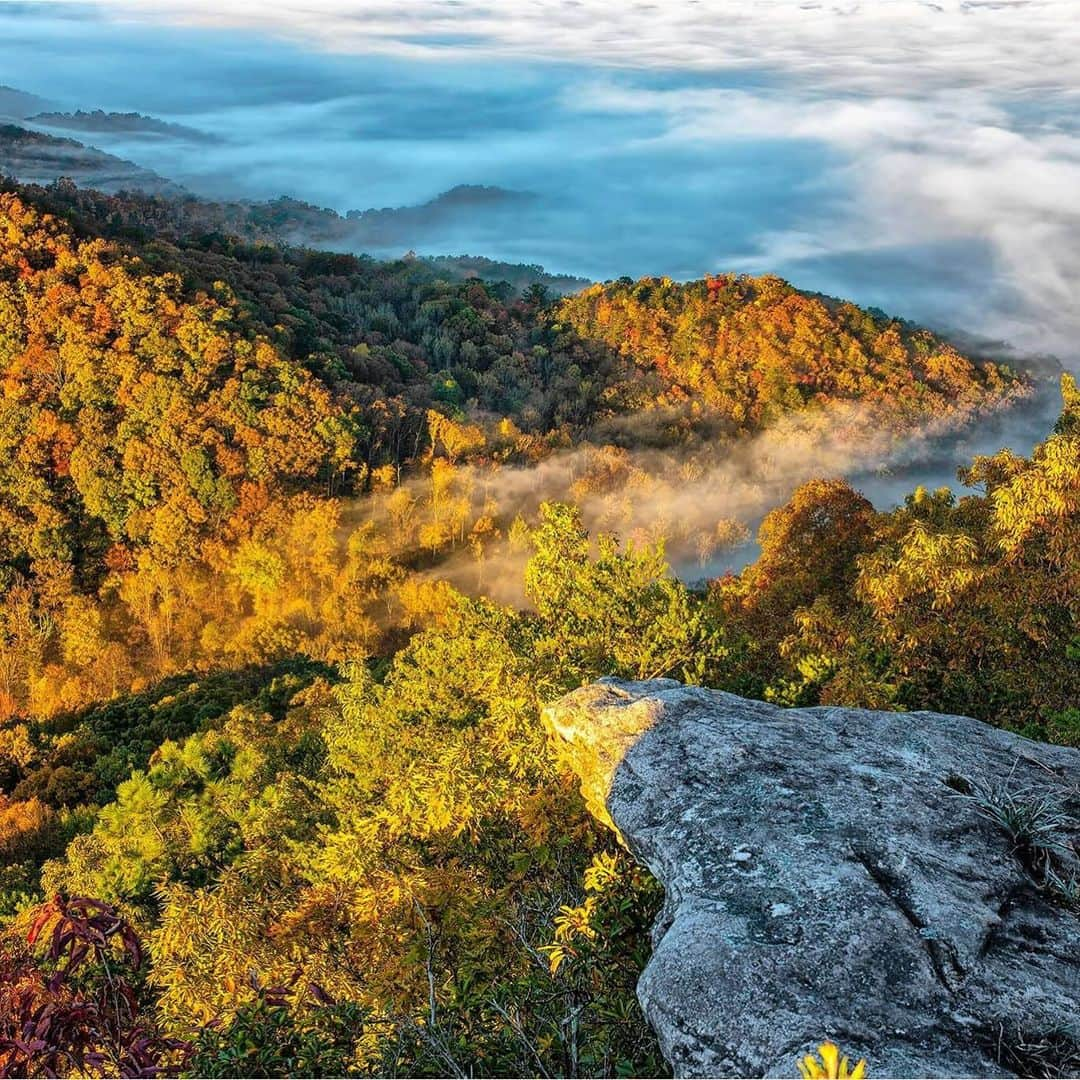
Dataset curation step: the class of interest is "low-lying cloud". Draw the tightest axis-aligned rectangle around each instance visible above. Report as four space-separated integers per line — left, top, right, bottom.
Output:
1 2 1076 421
388 385 1059 606
3 0 1075 373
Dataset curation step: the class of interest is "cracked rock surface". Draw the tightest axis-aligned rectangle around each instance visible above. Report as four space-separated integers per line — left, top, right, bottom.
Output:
543 679 1080 1078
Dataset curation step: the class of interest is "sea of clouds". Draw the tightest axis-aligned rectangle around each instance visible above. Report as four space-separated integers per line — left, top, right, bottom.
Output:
4 0 1078 371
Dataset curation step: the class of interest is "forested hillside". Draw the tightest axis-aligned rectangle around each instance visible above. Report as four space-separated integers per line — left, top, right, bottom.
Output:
0 181 1075 1077
558 275 1018 428
0 170 588 294
0 126 183 198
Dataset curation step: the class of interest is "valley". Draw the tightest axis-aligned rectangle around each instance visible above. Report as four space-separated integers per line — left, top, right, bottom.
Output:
0 11 1077 1073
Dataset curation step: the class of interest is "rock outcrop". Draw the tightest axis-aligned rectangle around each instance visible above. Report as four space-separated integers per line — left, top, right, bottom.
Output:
544 679 1080 1078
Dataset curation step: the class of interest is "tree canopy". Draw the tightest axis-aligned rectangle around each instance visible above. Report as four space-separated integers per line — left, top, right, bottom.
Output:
0 180 1071 1078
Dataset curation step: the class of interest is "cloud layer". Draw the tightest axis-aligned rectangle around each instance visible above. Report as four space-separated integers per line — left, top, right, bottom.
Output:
3 0 1078 369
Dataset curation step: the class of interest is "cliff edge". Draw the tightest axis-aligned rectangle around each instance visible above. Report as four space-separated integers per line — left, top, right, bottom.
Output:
543 679 1080 1078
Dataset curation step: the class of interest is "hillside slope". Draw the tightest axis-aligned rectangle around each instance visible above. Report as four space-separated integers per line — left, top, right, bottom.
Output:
1 180 1074 1080
0 124 184 196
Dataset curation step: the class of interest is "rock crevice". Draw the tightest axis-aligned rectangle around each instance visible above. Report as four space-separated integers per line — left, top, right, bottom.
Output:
543 679 1080 1078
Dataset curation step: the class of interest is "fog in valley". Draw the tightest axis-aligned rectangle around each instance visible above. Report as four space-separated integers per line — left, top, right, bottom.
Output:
4 0 1077 576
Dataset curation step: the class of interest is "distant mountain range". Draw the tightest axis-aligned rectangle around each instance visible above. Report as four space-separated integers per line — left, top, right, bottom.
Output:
0 83 51 119
27 108 224 144
0 123 186 197
0 93 587 295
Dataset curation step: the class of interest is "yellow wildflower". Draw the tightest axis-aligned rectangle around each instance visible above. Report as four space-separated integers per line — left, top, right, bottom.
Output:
798 1041 867 1079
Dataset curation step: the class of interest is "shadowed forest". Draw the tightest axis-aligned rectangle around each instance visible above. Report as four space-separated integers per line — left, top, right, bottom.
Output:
0 181 1077 1077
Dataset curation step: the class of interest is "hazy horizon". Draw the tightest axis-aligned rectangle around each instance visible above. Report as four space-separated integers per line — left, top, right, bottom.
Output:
5 0 1079 375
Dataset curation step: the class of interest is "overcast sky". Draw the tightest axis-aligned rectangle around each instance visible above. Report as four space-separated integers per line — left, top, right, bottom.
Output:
6 0 1079 368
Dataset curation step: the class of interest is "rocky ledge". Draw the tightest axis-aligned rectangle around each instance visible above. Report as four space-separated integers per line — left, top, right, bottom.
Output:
543 679 1080 1078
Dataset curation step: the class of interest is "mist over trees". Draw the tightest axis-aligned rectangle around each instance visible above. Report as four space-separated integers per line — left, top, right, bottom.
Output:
0 181 1075 1077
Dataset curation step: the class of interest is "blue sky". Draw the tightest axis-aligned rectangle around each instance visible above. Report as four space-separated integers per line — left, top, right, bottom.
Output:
5 0 1079 366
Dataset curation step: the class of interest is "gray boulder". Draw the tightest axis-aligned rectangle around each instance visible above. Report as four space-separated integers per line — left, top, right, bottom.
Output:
543 679 1080 1078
